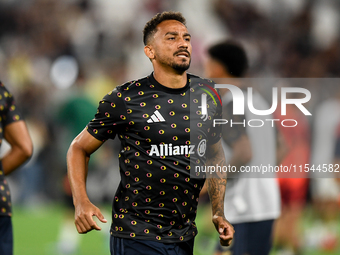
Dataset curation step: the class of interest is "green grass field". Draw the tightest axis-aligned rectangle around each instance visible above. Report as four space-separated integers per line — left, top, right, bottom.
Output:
11 203 340 255
12 205 110 255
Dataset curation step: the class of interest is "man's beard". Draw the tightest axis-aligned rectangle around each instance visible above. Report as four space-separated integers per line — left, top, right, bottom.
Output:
170 59 191 72
157 54 191 73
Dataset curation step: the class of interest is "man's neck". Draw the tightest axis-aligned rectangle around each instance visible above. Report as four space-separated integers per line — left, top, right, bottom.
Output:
153 68 187 89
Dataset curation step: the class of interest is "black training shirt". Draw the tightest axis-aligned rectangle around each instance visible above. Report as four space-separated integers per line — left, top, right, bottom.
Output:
87 73 222 243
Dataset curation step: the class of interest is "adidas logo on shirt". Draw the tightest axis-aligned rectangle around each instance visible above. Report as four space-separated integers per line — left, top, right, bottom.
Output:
147 110 165 123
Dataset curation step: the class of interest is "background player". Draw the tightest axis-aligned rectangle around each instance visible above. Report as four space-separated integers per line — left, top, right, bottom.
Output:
0 81 33 255
67 11 234 255
205 40 281 255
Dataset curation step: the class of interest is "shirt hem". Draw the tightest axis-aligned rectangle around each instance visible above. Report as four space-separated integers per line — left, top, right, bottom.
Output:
110 231 196 243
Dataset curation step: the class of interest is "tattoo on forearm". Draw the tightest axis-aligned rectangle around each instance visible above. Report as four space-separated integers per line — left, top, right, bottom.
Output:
206 151 227 218
207 178 226 217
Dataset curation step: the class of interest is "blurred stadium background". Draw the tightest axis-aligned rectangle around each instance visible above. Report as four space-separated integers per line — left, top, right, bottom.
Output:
0 0 340 254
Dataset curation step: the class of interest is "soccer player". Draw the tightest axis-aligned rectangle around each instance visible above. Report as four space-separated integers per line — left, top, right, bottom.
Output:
205 41 281 255
67 11 234 255
0 81 33 255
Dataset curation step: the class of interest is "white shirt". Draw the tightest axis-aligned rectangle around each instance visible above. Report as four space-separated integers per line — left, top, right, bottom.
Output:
222 90 281 224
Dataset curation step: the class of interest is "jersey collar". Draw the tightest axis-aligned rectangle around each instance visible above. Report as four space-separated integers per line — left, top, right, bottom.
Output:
149 72 190 94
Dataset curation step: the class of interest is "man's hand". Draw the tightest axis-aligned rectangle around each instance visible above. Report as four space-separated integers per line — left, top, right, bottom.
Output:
212 215 234 246
74 199 107 234
67 130 106 234
206 141 233 245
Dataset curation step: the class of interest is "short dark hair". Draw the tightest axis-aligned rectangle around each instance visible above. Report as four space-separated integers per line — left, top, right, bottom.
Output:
143 11 186 45
208 40 248 77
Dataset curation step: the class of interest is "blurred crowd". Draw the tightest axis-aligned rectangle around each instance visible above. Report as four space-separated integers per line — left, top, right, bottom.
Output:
1 0 340 254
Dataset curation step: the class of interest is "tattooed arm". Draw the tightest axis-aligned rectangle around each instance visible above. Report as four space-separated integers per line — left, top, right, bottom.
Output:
206 140 234 246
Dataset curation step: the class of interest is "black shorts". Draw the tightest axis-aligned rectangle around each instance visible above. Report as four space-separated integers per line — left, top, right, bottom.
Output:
110 236 194 255
0 216 13 255
216 219 274 255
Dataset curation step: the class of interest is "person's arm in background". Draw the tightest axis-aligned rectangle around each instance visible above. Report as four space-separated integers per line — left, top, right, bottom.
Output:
221 98 252 175
67 129 107 234
199 134 251 195
227 134 252 174
2 120 33 175
205 140 235 246
200 97 251 191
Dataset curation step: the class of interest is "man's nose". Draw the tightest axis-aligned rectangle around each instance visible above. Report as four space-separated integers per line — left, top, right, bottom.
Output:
178 38 189 48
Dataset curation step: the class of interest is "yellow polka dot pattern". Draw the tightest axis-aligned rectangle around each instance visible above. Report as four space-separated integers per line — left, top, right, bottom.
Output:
86 74 222 242
0 81 23 216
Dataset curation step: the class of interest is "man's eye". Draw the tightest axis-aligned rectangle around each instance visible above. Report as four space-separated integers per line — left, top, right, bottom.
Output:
185 38 191 42
168 37 175 40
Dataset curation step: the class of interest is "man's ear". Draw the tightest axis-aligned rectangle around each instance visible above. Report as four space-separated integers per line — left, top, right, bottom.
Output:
144 45 155 60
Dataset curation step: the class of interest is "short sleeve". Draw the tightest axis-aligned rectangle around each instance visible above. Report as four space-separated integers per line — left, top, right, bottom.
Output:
208 90 223 145
0 82 22 127
87 89 128 141
221 100 247 146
